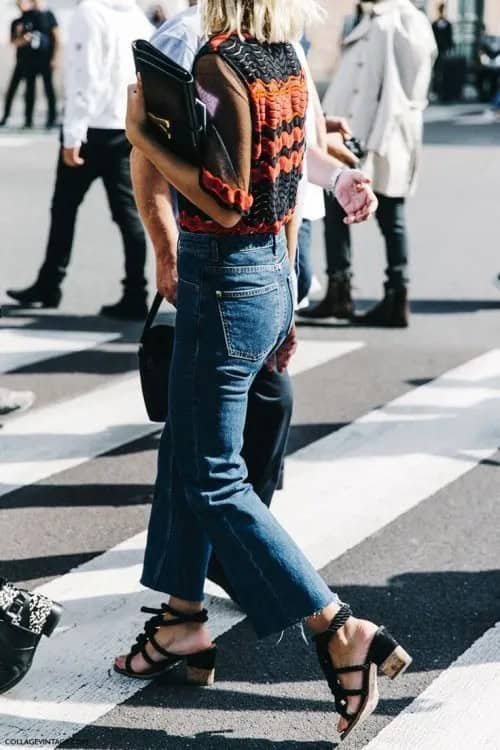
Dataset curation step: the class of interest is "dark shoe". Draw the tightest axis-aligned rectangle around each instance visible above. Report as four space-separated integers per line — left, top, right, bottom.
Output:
6 282 62 309
0 578 63 694
298 273 353 320
0 119 7 127
355 285 409 328
314 604 412 742
100 295 148 321
114 603 216 685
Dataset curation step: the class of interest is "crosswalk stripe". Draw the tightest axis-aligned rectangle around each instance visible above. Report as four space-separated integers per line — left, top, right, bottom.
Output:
0 350 498 748
0 338 362 499
0 329 118 374
365 622 500 750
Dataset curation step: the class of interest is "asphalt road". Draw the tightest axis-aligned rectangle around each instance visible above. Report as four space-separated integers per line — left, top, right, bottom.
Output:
0 109 499 750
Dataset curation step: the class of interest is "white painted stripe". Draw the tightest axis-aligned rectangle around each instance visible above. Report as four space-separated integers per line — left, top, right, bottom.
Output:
0 351 499 748
0 339 361 499
272 348 500 569
0 329 118 374
288 340 363 377
0 374 157 499
365 622 500 750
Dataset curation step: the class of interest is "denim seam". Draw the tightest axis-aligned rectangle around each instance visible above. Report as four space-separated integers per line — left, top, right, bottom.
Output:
216 510 295 628
205 258 287 274
216 282 279 300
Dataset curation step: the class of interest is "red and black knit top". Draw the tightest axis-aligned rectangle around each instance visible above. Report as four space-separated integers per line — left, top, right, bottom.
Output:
178 33 308 235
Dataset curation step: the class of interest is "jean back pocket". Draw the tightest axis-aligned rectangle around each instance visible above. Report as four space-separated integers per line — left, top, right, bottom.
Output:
216 282 280 362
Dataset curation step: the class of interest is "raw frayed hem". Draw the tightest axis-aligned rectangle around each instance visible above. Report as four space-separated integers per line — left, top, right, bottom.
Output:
273 596 341 646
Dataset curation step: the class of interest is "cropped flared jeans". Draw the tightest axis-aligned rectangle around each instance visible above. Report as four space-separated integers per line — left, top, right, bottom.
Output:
142 230 337 638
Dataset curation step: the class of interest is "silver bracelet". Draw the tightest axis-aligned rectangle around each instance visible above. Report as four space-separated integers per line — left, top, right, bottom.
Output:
327 167 347 198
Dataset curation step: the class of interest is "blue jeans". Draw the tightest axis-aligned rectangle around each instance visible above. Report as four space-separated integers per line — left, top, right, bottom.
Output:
142 230 336 638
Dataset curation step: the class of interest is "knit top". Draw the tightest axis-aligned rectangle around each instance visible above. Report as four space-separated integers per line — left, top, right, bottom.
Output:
179 33 308 235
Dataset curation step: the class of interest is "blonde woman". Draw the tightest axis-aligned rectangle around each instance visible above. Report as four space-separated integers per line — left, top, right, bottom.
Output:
116 0 411 739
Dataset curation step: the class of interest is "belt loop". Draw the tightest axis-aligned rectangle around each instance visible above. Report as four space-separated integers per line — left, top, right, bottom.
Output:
272 234 277 256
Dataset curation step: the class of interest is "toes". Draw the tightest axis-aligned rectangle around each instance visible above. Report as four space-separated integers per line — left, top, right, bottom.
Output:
337 717 348 734
114 655 126 670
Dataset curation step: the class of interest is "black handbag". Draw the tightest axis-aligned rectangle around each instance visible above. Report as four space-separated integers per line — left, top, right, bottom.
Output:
138 293 175 423
132 39 205 164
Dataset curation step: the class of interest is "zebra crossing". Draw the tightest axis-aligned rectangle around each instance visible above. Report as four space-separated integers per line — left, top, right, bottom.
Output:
0 316 499 750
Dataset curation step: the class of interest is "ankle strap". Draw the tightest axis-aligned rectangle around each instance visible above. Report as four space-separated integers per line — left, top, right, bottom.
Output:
140 603 208 626
313 603 352 643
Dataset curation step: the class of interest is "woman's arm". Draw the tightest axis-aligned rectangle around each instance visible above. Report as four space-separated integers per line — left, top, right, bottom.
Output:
127 54 252 230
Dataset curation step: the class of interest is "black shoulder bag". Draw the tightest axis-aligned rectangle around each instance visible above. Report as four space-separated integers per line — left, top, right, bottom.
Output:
138 293 175 423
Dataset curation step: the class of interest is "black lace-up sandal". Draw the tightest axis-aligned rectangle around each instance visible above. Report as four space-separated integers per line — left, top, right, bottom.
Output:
114 603 217 686
314 604 412 742
0 578 63 694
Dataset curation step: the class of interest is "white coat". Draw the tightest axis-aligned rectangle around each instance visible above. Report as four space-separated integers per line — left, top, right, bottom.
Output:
323 0 437 197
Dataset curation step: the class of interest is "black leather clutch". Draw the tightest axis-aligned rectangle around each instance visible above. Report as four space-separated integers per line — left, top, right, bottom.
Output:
138 293 175 423
132 39 204 164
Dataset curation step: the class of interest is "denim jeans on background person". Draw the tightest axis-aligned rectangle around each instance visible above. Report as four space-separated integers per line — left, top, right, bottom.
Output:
324 191 409 289
142 230 336 638
297 218 313 303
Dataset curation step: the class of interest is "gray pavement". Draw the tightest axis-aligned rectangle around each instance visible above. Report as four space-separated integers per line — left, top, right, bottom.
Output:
0 111 500 749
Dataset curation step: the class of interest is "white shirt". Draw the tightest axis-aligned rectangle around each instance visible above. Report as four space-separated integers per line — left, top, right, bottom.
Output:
63 0 153 148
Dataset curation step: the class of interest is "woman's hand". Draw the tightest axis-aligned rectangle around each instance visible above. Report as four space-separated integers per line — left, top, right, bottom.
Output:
156 254 178 305
335 170 378 225
126 77 148 148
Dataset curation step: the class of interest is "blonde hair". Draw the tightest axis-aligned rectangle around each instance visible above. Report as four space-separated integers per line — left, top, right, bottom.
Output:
200 0 325 43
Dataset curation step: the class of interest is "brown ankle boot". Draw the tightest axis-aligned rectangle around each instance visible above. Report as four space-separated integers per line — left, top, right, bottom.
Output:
355 285 410 328
298 274 353 320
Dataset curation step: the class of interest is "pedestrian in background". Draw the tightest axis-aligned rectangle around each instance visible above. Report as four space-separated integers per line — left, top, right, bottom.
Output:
7 0 153 320
432 2 454 101
303 0 436 328
0 0 59 129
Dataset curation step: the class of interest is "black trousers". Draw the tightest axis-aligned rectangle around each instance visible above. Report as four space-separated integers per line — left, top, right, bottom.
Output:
2 63 57 126
324 190 409 289
25 66 57 126
38 129 147 296
207 366 293 596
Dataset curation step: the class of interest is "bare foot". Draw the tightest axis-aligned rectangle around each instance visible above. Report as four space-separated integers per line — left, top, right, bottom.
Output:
327 617 378 734
114 611 213 674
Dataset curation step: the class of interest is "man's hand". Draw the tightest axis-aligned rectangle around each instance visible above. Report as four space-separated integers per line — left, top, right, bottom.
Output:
63 146 84 168
335 170 378 225
325 116 352 140
126 77 148 148
327 133 359 168
266 324 298 373
156 254 178 305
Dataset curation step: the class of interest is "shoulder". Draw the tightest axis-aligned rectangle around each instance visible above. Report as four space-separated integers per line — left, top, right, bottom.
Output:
45 9 58 26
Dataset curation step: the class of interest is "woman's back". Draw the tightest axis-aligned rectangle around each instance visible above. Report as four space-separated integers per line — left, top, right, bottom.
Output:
179 33 308 235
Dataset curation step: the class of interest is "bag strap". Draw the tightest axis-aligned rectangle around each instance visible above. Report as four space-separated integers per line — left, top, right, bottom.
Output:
140 293 164 344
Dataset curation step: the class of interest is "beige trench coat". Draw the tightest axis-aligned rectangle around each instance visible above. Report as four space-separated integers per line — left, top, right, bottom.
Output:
323 0 437 197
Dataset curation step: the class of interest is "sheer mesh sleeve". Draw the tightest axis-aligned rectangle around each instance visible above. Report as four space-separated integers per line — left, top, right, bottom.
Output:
194 53 253 215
